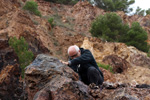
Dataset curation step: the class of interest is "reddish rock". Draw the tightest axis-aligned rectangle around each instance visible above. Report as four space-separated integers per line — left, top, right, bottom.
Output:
0 33 18 71
0 33 22 100
0 0 20 16
25 54 94 100
144 94 150 100
130 53 150 68
99 67 116 83
0 64 22 100
102 55 131 73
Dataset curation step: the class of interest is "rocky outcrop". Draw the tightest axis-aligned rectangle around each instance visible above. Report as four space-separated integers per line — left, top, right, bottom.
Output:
102 55 131 73
117 66 150 85
0 9 50 55
0 33 18 71
25 54 150 100
81 37 150 85
100 85 150 100
81 37 148 68
0 33 22 100
99 67 116 83
0 0 52 56
1 0 150 99
72 1 105 36
130 53 150 68
25 54 95 100
89 82 150 100
117 12 150 44
0 0 20 16
0 64 22 100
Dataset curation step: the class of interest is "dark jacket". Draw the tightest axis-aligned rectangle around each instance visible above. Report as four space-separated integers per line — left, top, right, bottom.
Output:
69 48 104 83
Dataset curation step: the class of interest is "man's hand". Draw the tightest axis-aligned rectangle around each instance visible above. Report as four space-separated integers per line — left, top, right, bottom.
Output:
60 60 69 65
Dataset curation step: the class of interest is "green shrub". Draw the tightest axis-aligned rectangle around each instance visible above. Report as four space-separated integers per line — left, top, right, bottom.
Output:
122 22 149 52
98 63 114 73
93 0 135 13
90 12 149 52
90 12 129 42
147 49 150 57
146 8 150 15
23 1 41 16
48 17 55 28
9 37 34 77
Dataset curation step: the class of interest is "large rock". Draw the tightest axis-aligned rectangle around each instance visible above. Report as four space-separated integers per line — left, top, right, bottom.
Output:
102 55 131 73
25 54 94 100
99 67 116 83
130 53 150 68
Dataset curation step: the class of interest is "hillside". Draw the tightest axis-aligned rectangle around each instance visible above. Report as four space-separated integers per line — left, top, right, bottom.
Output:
0 0 150 99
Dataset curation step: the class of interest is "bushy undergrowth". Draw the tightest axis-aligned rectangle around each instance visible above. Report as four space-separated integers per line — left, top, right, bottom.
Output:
98 63 114 73
23 1 41 16
90 12 129 42
122 22 149 52
90 12 149 52
48 17 55 28
9 37 34 77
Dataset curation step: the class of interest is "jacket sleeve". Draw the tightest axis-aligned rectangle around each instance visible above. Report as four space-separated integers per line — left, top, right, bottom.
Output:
70 50 93 66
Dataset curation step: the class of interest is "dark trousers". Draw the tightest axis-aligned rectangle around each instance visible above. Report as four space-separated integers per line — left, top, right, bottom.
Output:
87 67 103 85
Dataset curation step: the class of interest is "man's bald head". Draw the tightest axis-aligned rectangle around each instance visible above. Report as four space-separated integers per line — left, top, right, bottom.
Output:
68 45 80 59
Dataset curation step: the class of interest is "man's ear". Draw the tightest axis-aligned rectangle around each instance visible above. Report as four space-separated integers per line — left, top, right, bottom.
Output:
79 50 81 55
79 50 81 53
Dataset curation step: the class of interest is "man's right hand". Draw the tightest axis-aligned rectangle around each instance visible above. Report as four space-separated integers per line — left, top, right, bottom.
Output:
60 60 69 65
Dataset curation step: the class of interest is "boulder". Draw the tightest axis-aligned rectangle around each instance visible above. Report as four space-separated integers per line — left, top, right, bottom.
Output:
25 54 94 100
130 53 150 68
102 55 131 73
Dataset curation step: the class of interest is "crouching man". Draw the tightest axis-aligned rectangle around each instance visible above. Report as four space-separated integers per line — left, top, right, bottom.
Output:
60 45 104 85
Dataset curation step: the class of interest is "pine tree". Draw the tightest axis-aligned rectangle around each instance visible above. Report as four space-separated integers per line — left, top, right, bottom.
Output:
123 22 149 52
94 0 135 13
90 12 129 42
9 37 34 77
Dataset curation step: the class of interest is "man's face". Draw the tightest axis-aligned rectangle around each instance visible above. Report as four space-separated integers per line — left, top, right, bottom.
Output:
69 50 80 59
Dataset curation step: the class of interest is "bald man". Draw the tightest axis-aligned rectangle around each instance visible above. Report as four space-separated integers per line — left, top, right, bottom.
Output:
61 45 104 86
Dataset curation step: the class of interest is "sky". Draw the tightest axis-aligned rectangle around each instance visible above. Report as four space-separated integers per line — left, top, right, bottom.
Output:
129 0 150 14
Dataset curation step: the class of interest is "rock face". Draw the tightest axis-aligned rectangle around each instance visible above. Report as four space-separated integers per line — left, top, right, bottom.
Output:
130 53 150 68
0 34 18 71
81 37 148 68
89 82 150 100
100 86 150 100
1 0 150 99
102 55 131 73
81 37 150 85
25 54 94 100
0 33 22 100
0 0 21 16
24 54 150 100
0 64 22 100
117 66 150 85
72 1 105 36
